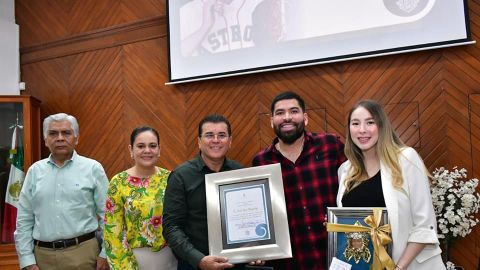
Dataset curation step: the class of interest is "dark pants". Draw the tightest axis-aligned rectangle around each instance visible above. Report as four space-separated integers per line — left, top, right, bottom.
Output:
177 259 273 270
177 259 195 270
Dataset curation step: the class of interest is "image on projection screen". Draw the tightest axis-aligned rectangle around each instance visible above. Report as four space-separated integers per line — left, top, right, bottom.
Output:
167 0 471 83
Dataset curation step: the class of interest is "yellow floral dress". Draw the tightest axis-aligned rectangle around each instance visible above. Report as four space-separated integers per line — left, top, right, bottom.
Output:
104 168 170 270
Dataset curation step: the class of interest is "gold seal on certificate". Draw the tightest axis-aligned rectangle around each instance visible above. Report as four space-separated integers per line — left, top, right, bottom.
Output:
205 163 292 264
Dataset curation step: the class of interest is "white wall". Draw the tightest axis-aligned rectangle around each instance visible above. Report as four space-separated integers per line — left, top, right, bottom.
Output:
0 0 20 95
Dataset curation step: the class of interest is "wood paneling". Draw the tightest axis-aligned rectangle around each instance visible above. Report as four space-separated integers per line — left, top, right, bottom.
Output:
11 0 480 268
123 38 186 170
15 0 166 47
471 95 480 178
0 244 17 270
21 17 166 65
469 94 480 270
181 75 260 163
384 102 420 148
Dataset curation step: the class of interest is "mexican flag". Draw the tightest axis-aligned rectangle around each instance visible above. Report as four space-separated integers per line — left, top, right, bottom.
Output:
1 126 24 243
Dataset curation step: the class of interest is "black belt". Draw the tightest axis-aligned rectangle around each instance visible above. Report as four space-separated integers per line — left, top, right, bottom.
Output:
34 231 96 249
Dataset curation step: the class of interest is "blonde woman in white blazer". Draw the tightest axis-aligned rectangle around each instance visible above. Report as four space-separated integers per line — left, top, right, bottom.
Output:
336 100 445 270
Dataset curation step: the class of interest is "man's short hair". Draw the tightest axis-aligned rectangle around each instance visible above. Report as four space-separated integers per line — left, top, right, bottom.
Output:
270 91 306 113
43 113 79 139
198 114 232 137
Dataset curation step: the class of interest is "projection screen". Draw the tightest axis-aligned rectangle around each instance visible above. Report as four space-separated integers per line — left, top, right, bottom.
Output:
167 0 473 84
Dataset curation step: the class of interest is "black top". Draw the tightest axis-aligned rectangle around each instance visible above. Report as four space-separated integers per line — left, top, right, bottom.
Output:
341 170 386 207
162 154 243 268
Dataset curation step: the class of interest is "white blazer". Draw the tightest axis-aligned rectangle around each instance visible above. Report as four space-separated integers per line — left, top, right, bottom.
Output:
337 147 445 270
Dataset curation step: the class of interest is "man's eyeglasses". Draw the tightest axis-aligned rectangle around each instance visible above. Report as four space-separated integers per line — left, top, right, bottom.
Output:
201 132 229 141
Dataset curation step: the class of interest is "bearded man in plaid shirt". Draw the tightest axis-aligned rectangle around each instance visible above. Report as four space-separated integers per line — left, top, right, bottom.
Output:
252 91 345 270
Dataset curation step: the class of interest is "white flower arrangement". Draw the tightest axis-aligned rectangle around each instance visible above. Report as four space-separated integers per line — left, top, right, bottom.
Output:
430 167 480 241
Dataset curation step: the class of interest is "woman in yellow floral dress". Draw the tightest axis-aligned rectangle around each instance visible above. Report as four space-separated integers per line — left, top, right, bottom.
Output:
104 126 177 270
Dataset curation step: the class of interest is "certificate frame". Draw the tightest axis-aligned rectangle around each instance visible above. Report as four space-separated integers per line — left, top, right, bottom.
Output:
205 163 292 264
327 207 390 270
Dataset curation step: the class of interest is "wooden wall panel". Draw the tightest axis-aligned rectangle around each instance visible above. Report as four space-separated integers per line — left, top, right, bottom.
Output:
471 95 480 178
12 0 480 268
181 75 260 165
469 95 480 270
448 92 480 270
255 65 344 136
16 0 166 47
68 47 126 177
21 36 185 178
384 102 420 148
342 51 449 171
123 38 186 171
21 47 130 178
21 58 71 117
418 96 448 170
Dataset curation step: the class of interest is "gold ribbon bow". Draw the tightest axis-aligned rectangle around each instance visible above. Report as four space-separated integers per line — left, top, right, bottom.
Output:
327 208 396 270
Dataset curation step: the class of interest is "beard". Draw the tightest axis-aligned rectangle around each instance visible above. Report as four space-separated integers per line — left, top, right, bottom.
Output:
274 120 305 144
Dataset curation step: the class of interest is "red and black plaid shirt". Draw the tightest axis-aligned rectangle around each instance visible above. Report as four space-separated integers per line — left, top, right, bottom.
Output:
252 132 345 270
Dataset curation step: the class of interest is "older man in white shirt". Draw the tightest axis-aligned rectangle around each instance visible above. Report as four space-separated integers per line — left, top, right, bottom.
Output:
15 113 109 270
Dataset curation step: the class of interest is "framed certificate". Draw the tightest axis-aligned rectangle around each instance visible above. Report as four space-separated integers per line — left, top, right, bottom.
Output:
327 207 391 270
205 163 292 264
